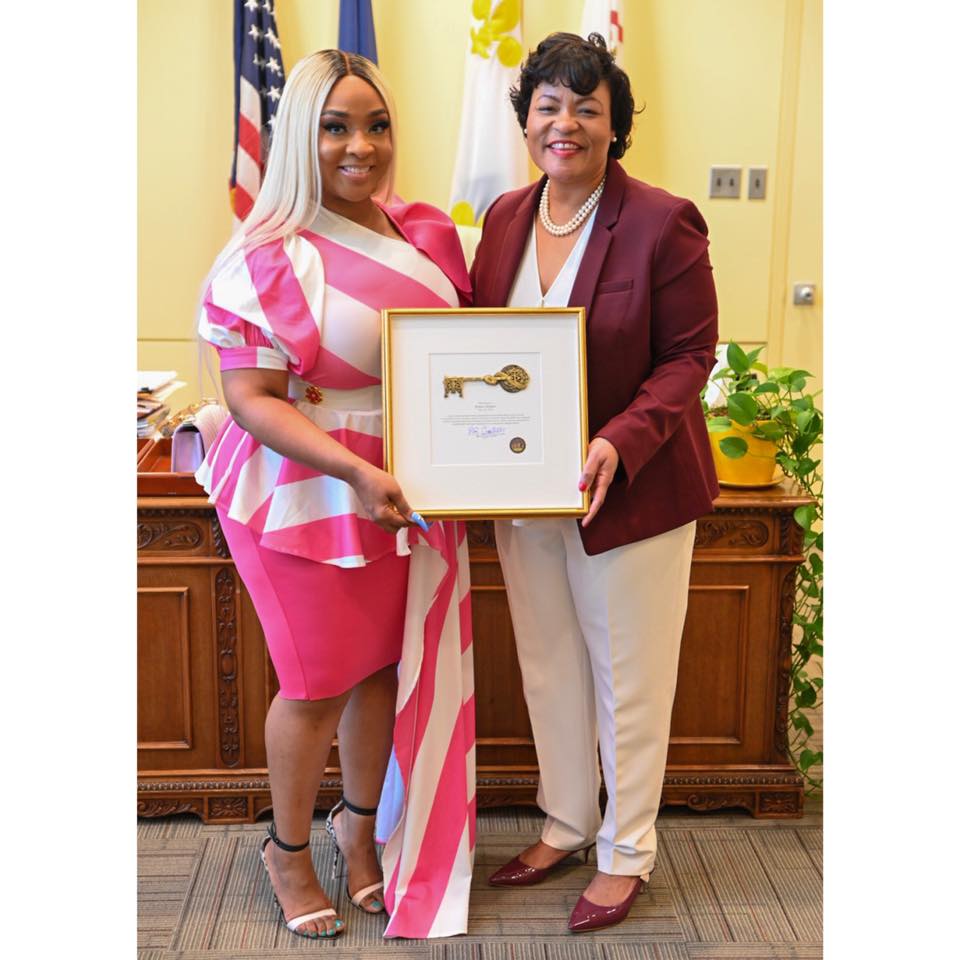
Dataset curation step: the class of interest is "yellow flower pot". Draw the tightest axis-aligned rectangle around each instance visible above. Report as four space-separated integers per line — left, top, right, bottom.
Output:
708 420 779 486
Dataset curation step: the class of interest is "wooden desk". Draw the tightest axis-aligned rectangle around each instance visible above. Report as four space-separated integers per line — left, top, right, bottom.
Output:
138 450 809 822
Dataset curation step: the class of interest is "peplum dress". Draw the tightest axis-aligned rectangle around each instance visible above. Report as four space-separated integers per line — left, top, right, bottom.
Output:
196 203 478 936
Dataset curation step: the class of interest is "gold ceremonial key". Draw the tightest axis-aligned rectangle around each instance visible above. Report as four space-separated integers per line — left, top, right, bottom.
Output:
443 364 530 398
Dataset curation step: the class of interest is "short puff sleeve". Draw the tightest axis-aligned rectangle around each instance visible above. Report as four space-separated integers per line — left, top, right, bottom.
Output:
198 240 312 373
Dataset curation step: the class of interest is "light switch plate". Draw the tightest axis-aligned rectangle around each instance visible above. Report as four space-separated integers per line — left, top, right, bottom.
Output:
709 166 741 198
748 167 767 199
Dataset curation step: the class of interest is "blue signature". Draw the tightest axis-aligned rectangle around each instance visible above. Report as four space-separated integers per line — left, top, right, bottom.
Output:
467 425 507 439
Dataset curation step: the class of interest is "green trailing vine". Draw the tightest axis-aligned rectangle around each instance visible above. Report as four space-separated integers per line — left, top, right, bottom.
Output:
703 343 823 792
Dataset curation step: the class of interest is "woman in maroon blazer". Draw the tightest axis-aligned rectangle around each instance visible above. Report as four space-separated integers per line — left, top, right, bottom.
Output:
471 33 719 933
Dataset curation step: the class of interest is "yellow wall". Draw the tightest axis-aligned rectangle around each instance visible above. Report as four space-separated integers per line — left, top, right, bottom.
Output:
779 0 822 385
139 0 821 407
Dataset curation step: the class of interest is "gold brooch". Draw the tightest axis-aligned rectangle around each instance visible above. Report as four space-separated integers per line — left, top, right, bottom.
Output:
305 385 324 405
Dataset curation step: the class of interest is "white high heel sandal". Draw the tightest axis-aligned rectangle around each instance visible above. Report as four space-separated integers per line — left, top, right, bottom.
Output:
325 797 386 913
259 822 344 939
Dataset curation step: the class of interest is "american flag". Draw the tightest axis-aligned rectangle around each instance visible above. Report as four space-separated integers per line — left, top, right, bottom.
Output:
231 0 285 221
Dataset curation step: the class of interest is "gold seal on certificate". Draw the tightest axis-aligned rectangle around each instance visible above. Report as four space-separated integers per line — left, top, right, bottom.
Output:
381 308 589 518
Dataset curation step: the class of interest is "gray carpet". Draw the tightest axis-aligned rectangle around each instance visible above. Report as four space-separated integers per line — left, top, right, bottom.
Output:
139 803 822 959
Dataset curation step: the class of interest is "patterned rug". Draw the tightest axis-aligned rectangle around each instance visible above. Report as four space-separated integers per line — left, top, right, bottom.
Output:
139 803 822 959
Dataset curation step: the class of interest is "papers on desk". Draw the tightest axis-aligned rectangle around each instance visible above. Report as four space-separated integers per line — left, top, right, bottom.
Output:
137 370 186 437
138 370 186 403
150 379 186 403
138 397 169 438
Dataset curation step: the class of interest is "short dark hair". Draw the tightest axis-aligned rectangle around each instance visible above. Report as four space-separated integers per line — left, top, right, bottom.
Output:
509 32 637 160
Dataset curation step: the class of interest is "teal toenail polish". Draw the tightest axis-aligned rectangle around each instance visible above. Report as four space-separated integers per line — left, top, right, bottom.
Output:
335 919 344 927
372 900 383 910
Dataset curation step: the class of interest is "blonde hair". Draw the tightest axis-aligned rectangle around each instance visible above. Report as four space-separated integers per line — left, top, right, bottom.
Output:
200 49 398 303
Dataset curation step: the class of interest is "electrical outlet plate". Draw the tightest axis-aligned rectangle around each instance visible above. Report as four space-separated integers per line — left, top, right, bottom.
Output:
709 166 741 198
748 167 767 199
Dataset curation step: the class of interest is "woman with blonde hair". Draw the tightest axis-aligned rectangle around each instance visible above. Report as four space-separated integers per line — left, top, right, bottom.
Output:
195 50 474 940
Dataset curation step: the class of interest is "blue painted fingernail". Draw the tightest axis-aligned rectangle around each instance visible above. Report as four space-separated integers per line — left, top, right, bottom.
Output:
410 511 431 532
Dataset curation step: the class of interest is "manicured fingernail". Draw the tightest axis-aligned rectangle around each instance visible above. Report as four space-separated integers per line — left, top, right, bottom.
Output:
410 511 431 532
578 481 587 491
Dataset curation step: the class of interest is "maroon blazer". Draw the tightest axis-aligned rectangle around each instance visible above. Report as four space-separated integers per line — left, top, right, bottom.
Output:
470 159 719 555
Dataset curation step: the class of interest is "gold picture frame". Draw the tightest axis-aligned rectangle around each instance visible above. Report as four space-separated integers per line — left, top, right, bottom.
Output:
381 307 590 519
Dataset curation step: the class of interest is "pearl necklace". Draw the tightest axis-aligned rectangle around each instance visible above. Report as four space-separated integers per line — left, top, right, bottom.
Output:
539 176 605 237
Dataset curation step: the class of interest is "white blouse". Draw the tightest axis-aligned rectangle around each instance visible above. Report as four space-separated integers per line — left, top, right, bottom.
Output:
507 206 598 308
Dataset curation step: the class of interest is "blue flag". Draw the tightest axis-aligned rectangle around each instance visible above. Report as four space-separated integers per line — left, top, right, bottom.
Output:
338 0 378 63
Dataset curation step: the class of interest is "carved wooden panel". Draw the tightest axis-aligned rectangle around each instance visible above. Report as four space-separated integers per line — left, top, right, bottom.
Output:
137 509 216 557
759 791 801 816
137 586 192 749
208 796 250 821
137 562 219 771
775 567 798 759
471 572 534 765
210 514 231 559
214 568 243 768
685 792 755 812
669 584 749 746
466 520 497 553
668 560 776 765
694 513 771 552
777 513 805 556
137 799 203 818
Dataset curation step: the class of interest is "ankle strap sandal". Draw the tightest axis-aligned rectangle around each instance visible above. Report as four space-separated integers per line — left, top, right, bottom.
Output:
324 797 385 913
333 797 378 817
258 823 342 939
267 820 311 853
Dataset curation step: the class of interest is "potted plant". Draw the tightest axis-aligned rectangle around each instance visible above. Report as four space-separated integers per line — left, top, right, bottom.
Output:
703 343 824 791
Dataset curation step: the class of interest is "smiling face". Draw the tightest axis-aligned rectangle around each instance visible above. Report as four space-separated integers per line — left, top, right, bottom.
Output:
525 80 613 188
317 74 393 214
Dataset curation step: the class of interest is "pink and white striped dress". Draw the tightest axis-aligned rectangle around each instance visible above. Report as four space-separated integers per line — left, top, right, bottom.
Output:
196 202 477 938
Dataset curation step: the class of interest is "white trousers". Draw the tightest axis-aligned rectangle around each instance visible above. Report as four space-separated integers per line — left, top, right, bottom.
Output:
494 517 697 877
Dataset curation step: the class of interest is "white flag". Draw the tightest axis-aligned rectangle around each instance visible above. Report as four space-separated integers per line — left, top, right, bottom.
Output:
580 0 624 62
448 0 528 227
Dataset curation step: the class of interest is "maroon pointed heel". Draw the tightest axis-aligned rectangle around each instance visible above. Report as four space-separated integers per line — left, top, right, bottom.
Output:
488 843 595 887
567 876 647 932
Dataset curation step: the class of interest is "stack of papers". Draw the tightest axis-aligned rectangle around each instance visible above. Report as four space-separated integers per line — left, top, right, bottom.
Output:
138 396 169 438
138 370 186 438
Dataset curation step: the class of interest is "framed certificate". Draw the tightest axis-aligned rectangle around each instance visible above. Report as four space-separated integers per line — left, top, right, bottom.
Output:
381 307 589 518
